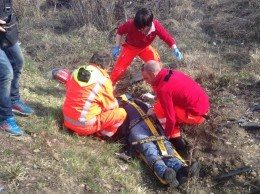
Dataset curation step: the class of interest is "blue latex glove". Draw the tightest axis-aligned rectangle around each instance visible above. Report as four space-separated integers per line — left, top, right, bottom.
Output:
172 48 183 61
112 45 120 58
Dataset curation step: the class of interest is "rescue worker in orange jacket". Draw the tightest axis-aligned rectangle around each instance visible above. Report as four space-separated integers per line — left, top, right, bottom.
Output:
53 52 127 137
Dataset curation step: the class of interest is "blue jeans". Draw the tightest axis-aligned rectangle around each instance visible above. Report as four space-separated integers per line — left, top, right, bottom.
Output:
0 43 24 122
129 121 182 179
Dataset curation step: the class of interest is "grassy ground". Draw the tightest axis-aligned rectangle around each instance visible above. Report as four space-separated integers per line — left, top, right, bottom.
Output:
0 0 259 193
1 59 155 193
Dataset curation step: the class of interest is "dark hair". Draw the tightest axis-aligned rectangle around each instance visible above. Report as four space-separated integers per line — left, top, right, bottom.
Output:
134 8 153 29
77 67 91 83
89 51 112 69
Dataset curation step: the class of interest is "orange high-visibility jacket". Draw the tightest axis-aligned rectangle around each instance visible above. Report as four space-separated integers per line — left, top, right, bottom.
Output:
62 65 119 133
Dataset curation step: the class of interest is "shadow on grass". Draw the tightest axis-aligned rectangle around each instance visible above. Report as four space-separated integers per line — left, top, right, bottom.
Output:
21 101 82 137
245 127 260 140
29 101 62 118
138 162 169 192
28 86 65 98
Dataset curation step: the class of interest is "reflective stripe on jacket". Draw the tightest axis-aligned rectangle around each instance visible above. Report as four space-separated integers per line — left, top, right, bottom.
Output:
63 64 119 131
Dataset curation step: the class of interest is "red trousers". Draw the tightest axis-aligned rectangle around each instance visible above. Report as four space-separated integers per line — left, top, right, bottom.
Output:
110 43 160 84
154 101 206 138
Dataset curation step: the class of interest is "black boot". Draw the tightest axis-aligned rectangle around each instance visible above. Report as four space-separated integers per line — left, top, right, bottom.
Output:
163 168 179 187
176 161 201 185
176 166 189 185
189 161 201 177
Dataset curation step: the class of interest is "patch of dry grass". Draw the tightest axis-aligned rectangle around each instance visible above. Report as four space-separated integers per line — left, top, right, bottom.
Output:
0 55 151 193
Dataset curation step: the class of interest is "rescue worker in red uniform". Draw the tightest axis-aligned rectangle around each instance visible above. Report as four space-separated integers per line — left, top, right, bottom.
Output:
141 60 210 151
53 52 127 137
110 8 183 84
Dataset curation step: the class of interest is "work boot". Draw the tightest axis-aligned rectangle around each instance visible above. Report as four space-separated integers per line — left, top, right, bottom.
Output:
12 100 34 116
189 161 201 177
0 117 23 136
176 161 201 185
163 168 179 187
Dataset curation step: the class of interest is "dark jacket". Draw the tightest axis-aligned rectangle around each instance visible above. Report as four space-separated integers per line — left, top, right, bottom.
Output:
0 0 18 47
114 98 164 152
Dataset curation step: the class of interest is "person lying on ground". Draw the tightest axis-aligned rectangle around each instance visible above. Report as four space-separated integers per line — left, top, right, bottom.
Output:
114 95 200 187
52 52 126 137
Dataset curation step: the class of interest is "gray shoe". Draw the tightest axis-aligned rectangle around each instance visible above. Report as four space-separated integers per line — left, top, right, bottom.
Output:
163 168 179 187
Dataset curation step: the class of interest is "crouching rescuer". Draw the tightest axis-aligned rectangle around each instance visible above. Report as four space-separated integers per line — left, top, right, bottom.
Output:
116 95 200 187
52 52 126 137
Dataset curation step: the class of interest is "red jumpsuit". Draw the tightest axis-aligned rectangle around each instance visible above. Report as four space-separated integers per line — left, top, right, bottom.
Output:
110 19 176 84
152 69 210 138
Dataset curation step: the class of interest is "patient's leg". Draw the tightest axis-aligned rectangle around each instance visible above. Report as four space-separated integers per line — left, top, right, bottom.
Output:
163 140 183 172
129 122 168 178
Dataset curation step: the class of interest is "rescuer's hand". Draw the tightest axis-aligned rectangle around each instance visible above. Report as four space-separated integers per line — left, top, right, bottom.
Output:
112 45 120 59
0 19 6 32
172 48 183 61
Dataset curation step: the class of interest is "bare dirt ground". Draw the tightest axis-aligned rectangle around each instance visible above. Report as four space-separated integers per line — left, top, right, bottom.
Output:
117 66 260 193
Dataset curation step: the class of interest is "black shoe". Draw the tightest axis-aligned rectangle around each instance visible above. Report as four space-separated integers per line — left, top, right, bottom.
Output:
176 166 189 185
189 161 201 177
176 161 201 185
163 168 179 187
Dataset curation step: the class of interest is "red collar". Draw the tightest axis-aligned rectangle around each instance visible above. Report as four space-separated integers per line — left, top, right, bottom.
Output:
152 68 168 86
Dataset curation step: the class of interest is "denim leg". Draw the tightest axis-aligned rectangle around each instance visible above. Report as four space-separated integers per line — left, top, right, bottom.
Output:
0 47 14 121
129 122 167 178
163 140 183 172
4 43 24 103
141 142 168 178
